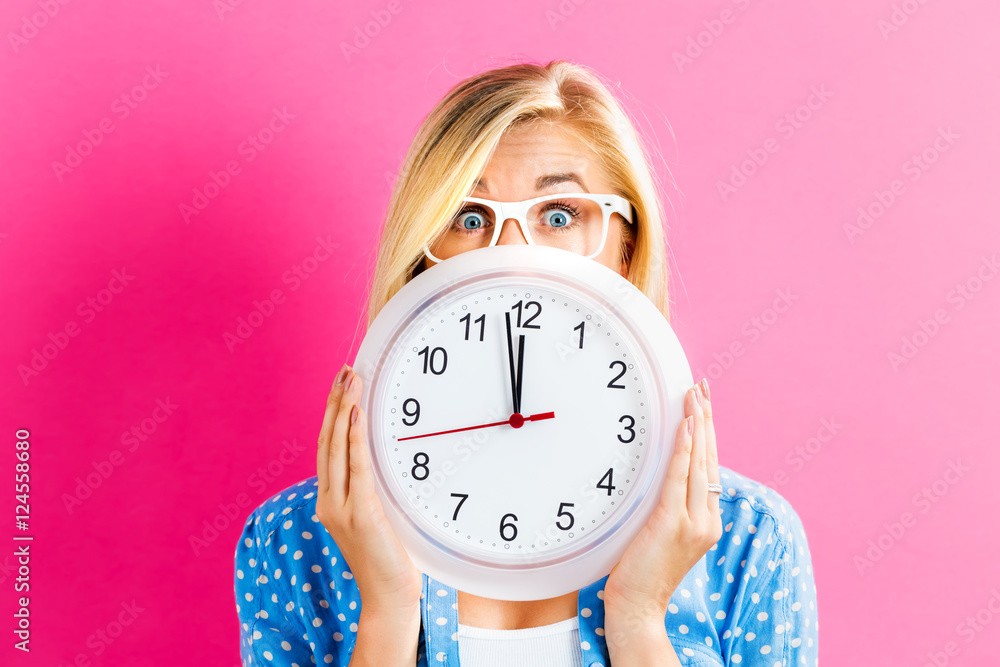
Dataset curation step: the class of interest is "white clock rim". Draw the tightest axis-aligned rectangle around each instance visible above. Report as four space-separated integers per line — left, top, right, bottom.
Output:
353 245 693 601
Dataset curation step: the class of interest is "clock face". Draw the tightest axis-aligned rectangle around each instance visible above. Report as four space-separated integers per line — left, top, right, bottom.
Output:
367 274 657 566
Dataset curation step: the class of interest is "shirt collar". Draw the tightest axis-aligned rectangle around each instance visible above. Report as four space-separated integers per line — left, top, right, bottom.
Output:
418 572 611 667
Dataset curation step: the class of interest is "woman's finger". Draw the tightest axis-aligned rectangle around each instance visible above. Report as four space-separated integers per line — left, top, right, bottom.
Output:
662 387 698 518
317 364 350 494
330 368 361 506
347 403 373 497
699 378 722 518
686 383 709 519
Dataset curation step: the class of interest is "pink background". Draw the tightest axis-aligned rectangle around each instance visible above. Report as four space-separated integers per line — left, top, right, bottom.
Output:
2 0 998 664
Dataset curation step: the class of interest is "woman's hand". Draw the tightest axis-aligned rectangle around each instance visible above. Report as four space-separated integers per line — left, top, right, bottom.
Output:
315 365 423 619
603 378 722 636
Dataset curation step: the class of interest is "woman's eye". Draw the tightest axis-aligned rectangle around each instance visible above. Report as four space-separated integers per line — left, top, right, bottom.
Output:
543 209 570 228
455 211 487 231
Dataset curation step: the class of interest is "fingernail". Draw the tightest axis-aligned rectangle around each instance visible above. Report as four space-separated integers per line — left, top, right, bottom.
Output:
335 365 348 386
686 415 694 435
350 405 359 424
700 377 710 401
693 384 703 407
348 371 359 391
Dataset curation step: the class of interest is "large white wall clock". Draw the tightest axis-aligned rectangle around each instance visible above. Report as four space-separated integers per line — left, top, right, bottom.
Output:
353 244 693 601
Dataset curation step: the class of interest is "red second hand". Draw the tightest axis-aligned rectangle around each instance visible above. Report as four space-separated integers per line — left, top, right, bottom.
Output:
396 411 555 442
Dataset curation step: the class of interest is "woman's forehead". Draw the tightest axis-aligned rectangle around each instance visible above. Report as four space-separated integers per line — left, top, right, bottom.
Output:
476 130 608 194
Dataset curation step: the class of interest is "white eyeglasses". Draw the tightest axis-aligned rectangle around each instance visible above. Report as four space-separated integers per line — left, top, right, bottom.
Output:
423 193 635 263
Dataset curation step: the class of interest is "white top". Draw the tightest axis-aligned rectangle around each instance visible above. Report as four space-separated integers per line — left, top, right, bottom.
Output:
456 616 583 667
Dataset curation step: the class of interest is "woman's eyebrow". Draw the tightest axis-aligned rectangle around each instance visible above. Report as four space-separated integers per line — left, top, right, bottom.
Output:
536 172 589 193
474 172 590 195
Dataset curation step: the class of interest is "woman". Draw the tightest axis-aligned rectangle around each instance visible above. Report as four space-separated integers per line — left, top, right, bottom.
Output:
235 59 818 666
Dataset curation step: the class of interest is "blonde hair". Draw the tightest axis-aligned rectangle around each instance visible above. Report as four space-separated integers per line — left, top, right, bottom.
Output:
362 59 673 331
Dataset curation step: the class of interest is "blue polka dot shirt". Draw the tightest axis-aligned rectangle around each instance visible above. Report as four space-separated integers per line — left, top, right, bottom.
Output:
234 465 818 666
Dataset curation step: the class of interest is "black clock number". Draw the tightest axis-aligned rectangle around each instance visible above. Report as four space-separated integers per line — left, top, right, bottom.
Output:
607 360 627 389
459 313 486 342
450 493 469 520
555 502 575 531
511 300 542 329
499 513 518 541
597 467 616 496
411 452 429 480
573 321 585 349
617 415 636 443
402 398 420 426
417 346 448 375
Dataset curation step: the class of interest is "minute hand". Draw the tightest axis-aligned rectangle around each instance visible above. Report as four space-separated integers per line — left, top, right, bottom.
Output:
514 327 525 415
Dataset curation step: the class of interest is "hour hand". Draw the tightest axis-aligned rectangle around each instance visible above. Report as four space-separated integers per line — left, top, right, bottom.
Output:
505 311 519 414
